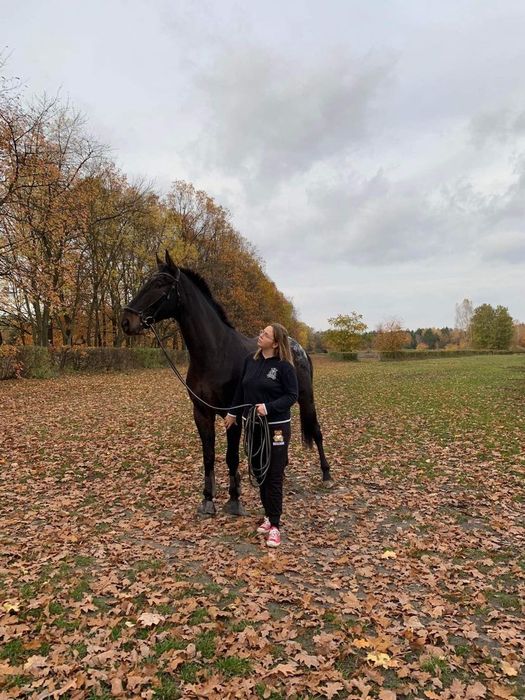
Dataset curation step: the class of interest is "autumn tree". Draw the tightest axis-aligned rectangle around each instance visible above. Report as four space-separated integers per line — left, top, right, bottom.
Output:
514 322 525 348
162 181 300 338
0 99 105 346
324 313 367 352
373 319 411 352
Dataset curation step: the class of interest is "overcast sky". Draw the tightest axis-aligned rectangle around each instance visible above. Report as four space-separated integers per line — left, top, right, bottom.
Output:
3 0 524 329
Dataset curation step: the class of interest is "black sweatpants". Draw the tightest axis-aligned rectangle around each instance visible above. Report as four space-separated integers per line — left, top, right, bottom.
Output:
249 422 291 528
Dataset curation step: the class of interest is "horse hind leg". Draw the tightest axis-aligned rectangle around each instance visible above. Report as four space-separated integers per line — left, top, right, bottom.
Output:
313 422 335 488
198 470 217 516
299 398 334 487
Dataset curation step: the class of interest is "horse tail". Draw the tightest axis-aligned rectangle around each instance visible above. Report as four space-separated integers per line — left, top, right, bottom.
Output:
298 352 318 449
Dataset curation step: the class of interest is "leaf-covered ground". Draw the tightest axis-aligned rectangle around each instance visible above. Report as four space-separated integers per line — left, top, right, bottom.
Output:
1 355 524 699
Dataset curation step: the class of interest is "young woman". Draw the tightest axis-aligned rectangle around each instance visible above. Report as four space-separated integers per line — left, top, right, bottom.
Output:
224 323 298 548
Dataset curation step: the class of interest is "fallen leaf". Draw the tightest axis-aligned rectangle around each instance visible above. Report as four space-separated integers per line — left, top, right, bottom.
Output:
379 691 397 700
265 661 299 677
488 681 518 699
366 652 392 668
111 677 124 696
295 650 320 668
323 681 344 699
23 655 48 673
465 681 487 699
137 612 165 627
352 638 372 649
500 660 518 676
381 550 397 559
340 591 361 612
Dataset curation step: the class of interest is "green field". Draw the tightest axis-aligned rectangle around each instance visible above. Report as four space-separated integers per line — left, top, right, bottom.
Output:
1 356 524 699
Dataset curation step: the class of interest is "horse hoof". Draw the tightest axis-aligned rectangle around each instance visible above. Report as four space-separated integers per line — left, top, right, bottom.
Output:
322 479 335 490
223 500 246 516
198 500 216 516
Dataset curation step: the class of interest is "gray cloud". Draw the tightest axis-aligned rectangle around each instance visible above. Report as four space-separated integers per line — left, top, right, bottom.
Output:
189 46 393 193
470 109 525 147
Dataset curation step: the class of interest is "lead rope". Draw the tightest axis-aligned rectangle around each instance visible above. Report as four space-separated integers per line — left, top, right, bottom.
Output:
146 321 273 485
243 406 272 486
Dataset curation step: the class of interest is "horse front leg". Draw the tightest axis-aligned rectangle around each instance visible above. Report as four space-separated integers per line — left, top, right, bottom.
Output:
224 420 246 516
194 406 217 515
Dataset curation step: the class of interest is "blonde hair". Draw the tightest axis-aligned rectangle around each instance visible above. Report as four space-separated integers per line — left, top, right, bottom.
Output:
254 323 294 364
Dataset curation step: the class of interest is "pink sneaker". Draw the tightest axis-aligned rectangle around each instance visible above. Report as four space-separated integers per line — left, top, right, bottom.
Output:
266 527 281 548
257 517 272 535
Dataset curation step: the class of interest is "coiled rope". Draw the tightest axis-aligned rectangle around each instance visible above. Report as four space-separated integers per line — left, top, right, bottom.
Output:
243 406 272 486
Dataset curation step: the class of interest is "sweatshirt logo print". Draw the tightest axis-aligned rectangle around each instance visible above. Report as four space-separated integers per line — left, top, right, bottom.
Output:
266 367 278 381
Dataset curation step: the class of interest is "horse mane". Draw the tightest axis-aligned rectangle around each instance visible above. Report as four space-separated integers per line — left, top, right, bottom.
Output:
175 266 235 329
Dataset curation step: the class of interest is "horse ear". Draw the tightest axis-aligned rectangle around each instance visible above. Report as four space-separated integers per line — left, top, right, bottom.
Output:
165 249 177 269
156 252 162 268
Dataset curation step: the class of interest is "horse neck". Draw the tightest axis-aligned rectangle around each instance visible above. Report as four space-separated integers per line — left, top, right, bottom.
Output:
175 274 234 366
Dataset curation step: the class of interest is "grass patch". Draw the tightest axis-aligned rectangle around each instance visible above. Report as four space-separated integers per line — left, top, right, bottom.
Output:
2 675 32 691
335 652 361 679
70 577 91 601
195 630 216 659
135 627 150 640
454 644 472 657
188 607 208 625
215 656 252 677
256 686 285 700
0 638 26 664
71 642 88 658
229 619 253 632
54 616 81 631
179 662 201 683
48 600 65 616
134 558 164 573
110 623 124 641
74 555 94 567
93 596 111 611
485 590 521 611
154 637 187 657
421 655 452 684
156 603 177 615
153 673 181 699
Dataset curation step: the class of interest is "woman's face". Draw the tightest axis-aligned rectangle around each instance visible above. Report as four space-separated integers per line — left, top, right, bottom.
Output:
258 325 278 353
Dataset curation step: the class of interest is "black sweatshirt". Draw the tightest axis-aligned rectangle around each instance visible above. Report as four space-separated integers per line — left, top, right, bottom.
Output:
227 353 299 424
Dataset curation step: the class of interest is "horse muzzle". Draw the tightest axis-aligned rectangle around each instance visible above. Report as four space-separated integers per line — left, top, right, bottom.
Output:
121 309 144 336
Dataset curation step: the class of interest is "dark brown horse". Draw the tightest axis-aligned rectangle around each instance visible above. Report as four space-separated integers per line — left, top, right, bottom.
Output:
121 251 332 515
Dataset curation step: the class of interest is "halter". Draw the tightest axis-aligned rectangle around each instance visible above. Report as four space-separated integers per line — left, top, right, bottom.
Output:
123 268 181 328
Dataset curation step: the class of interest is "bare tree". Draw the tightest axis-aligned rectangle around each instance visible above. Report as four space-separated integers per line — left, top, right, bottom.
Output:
455 298 473 332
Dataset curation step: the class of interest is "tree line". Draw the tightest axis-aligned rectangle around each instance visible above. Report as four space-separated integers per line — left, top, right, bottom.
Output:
317 300 520 353
0 66 308 349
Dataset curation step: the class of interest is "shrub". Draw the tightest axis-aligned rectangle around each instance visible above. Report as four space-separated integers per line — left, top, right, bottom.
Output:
0 345 188 379
0 345 23 380
19 346 55 378
378 349 516 361
328 351 358 361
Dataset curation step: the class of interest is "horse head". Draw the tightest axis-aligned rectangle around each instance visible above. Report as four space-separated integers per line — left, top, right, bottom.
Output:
121 250 181 336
